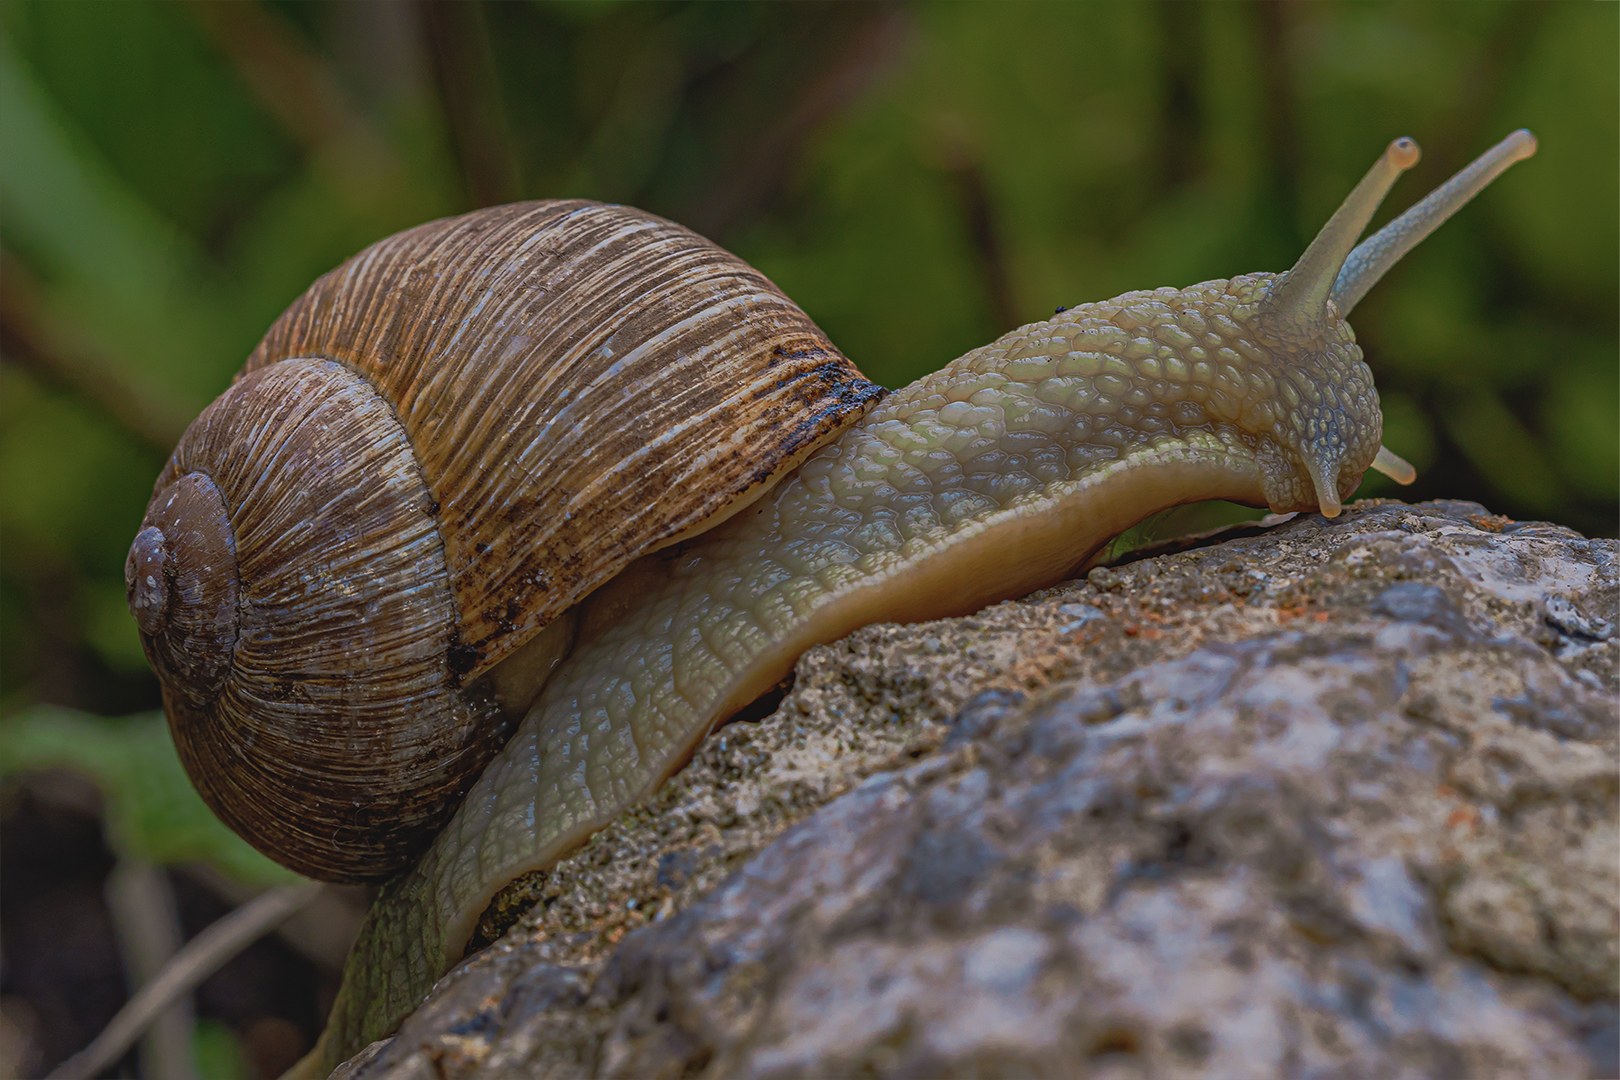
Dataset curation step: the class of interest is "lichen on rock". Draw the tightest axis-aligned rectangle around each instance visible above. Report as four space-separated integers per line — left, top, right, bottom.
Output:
333 500 1618 1080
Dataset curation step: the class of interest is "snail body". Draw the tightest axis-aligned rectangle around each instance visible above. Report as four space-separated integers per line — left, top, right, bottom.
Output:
126 132 1536 1071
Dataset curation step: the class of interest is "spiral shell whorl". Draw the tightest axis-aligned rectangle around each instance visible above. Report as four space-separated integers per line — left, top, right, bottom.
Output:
134 358 501 882
124 473 240 707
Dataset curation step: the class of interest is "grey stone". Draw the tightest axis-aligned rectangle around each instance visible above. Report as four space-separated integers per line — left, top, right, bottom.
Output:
942 688 1026 749
339 501 1618 1080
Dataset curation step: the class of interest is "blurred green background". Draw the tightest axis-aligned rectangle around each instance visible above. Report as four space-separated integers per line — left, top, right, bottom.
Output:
3 0 1616 724
3 0 1617 722
0 0 1615 1075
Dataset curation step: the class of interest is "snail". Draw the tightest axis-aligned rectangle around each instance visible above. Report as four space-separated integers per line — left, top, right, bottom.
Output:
125 199 884 884
126 130 1534 1070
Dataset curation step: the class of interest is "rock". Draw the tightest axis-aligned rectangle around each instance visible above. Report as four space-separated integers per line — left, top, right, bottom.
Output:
333 500 1618 1080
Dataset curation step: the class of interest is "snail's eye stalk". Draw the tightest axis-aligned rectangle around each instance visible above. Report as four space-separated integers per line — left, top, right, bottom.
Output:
1256 131 1537 514
1333 129 1537 317
1257 138 1421 518
1260 137 1422 349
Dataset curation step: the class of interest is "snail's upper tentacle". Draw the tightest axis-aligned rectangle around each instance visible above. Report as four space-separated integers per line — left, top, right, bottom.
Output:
1259 136 1420 351
1333 129 1538 317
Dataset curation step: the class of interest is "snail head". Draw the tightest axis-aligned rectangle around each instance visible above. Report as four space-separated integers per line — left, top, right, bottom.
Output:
1210 130 1536 517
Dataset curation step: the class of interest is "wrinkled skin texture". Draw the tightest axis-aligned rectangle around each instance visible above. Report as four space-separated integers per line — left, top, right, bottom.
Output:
332 500 1617 1080
317 273 1385 1066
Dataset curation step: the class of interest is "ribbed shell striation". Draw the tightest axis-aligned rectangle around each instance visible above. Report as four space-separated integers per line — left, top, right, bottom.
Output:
246 200 883 682
142 358 483 882
134 201 881 881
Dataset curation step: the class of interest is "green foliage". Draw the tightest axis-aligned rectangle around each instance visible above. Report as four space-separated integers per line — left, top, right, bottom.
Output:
11 0 291 242
0 366 155 570
0 708 303 887
192 1019 251 1080
0 2 1613 857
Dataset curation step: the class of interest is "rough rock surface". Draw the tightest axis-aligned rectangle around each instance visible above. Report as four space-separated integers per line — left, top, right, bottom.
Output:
333 500 1618 1079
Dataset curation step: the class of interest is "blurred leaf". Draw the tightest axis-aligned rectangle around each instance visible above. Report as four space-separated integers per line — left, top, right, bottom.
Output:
0 707 304 888
0 367 158 568
1377 391 1439 475
82 579 150 676
1442 390 1567 515
3 0 294 243
1097 500 1267 566
192 1018 250 1080
0 30 197 311
1497 1 1620 307
1353 389 1438 503
0 29 234 408
1541 353 1620 502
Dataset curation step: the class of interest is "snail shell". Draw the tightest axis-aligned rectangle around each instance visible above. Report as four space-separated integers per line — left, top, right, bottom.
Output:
127 201 882 882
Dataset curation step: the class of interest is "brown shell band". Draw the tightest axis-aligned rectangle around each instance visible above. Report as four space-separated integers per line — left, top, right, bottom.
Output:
246 201 883 682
